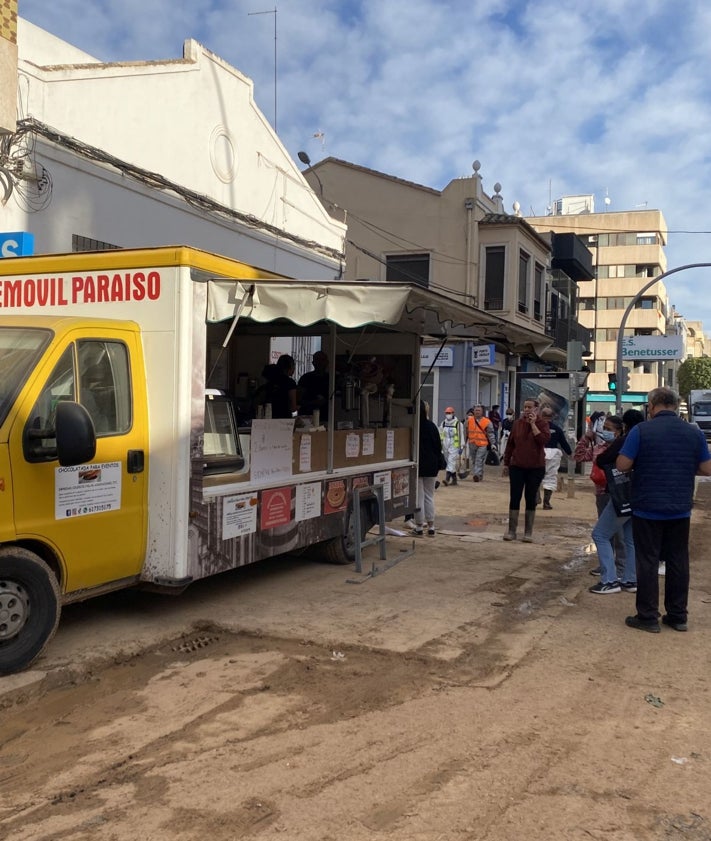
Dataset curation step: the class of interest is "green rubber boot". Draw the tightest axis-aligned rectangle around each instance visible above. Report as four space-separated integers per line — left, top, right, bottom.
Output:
503 510 519 541
522 509 536 542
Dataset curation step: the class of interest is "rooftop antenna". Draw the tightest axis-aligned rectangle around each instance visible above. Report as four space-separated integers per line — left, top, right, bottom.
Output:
248 7 278 132
603 187 611 211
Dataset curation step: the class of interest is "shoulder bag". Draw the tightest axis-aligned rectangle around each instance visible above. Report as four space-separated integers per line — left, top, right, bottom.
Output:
603 465 632 517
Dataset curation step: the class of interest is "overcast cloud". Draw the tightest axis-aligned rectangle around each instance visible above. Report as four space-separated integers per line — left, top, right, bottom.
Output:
19 0 711 330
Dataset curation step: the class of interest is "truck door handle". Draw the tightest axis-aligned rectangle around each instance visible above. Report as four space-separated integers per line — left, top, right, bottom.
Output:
127 450 145 474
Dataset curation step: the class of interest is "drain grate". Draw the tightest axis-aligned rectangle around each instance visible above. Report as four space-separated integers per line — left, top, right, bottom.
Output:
170 634 220 654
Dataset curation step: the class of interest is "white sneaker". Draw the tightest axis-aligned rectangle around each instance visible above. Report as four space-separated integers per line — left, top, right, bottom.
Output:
658 562 666 577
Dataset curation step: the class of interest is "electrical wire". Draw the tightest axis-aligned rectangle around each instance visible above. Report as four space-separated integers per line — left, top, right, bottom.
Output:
9 117 344 262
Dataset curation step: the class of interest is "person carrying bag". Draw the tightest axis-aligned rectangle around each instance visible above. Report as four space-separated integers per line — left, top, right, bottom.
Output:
587 409 644 595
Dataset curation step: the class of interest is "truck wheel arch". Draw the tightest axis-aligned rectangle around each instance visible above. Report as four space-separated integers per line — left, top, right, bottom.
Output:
0 547 61 675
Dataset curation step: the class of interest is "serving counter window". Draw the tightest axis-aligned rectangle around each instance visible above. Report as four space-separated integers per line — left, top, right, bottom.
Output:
202 391 245 475
200 323 418 490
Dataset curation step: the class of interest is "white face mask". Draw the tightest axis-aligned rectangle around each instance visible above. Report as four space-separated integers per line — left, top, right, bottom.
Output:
445 413 454 420
599 429 615 442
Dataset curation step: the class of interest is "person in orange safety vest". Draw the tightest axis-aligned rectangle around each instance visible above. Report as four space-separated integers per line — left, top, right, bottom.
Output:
466 405 496 482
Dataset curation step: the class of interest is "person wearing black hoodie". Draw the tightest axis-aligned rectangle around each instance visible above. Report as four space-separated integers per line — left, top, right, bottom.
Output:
414 401 444 537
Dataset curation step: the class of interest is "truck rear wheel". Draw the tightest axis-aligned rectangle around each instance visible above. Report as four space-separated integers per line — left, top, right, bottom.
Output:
0 548 61 675
321 503 373 565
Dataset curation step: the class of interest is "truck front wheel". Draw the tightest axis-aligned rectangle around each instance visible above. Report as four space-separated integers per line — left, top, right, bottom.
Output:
0 548 61 675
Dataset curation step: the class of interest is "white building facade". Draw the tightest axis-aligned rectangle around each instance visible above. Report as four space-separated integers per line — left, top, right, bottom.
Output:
0 20 345 282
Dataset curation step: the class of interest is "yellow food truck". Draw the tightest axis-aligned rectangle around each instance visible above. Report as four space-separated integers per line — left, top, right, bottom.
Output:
0 246 479 674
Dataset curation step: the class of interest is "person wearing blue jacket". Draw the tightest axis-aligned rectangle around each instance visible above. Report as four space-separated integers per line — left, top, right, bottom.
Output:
617 387 711 633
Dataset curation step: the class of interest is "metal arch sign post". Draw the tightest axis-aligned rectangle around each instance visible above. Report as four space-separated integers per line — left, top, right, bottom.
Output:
614 263 711 415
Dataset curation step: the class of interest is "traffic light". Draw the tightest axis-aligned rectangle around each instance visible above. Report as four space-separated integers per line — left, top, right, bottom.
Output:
618 366 629 393
607 373 617 392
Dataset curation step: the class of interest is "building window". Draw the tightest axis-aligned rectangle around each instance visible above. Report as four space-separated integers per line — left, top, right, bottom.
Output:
518 250 529 314
72 235 120 252
636 233 658 245
579 297 596 310
603 296 633 309
635 297 656 310
598 232 655 247
600 264 637 278
635 264 656 278
484 246 505 310
385 253 430 287
594 328 635 342
533 263 543 320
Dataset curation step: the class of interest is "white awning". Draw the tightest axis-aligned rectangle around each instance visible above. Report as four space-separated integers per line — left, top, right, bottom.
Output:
208 280 485 330
206 279 552 354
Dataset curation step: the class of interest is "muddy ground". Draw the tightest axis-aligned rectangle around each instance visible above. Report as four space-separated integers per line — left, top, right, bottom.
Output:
2 470 711 841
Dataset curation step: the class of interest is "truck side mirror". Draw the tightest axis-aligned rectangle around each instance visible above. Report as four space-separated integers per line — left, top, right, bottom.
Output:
56 401 97 466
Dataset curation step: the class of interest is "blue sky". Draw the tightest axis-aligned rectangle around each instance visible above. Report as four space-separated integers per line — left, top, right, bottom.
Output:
18 0 711 331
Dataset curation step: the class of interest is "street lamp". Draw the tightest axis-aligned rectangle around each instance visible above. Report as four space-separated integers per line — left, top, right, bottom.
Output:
297 150 324 197
614 263 711 414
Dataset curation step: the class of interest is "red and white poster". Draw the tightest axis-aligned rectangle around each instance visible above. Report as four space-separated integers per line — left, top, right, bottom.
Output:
260 487 292 529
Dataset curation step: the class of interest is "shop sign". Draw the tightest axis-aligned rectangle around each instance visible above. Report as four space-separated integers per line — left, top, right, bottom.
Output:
421 346 453 367
471 344 495 367
0 232 34 257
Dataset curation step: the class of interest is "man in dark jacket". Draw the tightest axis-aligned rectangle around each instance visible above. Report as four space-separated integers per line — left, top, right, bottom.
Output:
617 387 711 632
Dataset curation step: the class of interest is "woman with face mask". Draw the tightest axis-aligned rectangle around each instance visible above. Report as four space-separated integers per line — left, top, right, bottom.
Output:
589 410 645 594
439 407 464 485
574 414 624 573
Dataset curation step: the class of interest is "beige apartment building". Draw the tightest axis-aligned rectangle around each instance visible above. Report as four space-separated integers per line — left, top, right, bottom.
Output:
528 198 673 409
304 158 591 417
685 321 711 358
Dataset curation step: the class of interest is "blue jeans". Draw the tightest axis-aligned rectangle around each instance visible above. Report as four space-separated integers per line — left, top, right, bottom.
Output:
592 500 636 585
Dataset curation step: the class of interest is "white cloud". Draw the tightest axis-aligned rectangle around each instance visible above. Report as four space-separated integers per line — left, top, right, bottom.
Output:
18 0 711 326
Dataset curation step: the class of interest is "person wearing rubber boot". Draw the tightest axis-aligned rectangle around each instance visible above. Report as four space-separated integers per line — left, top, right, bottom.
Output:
501 399 549 542
439 406 463 486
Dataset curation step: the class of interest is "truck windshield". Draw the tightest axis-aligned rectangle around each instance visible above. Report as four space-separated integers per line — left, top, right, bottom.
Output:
693 402 711 417
0 327 53 427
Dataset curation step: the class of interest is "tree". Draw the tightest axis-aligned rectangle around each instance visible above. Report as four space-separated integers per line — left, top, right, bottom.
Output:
677 357 711 398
